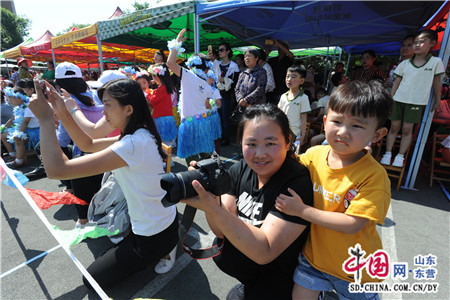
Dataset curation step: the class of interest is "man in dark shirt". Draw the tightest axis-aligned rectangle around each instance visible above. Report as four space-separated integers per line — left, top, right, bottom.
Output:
267 40 295 105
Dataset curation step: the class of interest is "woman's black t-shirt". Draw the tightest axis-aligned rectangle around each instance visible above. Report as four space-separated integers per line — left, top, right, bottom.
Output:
213 156 313 300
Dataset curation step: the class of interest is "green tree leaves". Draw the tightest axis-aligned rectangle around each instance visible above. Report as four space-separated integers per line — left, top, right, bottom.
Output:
1 8 31 51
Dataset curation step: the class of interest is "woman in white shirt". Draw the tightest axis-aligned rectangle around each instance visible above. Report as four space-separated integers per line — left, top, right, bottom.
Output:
28 78 178 288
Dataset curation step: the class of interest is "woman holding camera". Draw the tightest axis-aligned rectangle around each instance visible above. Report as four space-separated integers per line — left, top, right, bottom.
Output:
183 104 313 299
28 78 178 288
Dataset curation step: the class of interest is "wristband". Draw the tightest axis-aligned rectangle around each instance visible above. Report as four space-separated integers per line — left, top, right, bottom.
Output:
70 107 79 114
167 39 185 54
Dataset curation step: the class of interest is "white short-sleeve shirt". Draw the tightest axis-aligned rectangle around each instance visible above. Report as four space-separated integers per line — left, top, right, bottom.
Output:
23 107 39 128
316 95 330 112
109 128 176 236
179 68 213 119
393 55 444 105
278 92 311 137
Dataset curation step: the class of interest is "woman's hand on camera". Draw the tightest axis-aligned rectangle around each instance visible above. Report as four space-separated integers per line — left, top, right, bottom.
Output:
29 78 55 120
181 180 220 213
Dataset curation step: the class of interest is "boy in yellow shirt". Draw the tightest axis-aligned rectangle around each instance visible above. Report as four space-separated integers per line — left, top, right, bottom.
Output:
276 80 392 299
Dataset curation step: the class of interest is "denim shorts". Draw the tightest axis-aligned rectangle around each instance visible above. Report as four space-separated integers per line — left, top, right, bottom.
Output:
293 254 380 300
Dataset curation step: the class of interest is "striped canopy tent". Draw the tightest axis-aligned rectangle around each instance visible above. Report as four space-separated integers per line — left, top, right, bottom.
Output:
0 37 34 59
51 25 167 65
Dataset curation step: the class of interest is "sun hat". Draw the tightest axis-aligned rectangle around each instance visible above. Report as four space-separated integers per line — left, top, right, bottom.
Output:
86 70 127 89
55 62 83 79
17 57 33 67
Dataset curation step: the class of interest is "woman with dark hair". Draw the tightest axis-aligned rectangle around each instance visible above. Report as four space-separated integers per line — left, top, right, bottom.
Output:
183 104 313 299
235 48 268 107
351 49 384 82
55 62 105 228
208 42 240 146
42 61 55 82
153 50 167 64
28 77 179 288
147 63 178 145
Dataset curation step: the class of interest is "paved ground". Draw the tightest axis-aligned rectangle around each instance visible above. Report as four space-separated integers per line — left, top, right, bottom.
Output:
1 144 449 300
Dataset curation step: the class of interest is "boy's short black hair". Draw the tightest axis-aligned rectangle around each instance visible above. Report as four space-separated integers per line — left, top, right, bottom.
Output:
258 49 267 62
414 29 438 42
328 80 393 129
331 72 343 87
316 88 327 97
361 49 376 59
287 63 307 79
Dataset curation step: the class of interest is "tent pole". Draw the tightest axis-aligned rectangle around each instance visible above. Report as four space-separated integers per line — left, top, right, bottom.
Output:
194 11 200 54
323 46 330 86
405 6 450 189
338 47 342 62
326 47 337 90
51 49 57 68
96 35 104 73
345 53 351 78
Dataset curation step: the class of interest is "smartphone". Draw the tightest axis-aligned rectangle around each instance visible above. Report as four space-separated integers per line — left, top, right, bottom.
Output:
208 45 213 52
265 39 274 46
38 80 49 99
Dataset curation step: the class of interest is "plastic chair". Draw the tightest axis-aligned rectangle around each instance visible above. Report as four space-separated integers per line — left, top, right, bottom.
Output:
429 133 450 187
162 143 172 173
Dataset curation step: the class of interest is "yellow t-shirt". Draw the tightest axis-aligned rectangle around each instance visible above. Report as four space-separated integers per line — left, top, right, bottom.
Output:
299 145 391 283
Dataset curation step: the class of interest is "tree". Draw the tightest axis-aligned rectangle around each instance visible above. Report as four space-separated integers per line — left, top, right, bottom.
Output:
123 1 151 14
1 8 31 51
56 23 91 36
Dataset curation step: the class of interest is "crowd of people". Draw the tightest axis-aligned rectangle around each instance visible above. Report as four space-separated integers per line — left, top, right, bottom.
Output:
1 27 449 299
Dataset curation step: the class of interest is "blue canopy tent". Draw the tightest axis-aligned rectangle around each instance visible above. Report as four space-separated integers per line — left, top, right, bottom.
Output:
194 1 449 190
195 1 443 49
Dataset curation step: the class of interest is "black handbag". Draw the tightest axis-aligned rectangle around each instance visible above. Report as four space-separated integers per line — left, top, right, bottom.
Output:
230 105 245 124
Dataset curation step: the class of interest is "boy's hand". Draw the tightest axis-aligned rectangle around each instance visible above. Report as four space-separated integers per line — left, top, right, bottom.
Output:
176 28 187 43
275 188 307 217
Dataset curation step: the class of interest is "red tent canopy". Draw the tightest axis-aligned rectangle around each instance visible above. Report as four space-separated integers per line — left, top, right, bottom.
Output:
424 1 449 51
21 30 54 55
108 7 124 19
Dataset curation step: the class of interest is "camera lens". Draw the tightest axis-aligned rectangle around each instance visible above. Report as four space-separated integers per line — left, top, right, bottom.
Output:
160 169 205 207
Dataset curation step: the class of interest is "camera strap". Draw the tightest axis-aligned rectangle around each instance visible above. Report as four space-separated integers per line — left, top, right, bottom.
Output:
179 205 224 260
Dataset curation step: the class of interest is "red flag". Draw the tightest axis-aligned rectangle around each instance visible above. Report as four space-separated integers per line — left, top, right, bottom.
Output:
25 188 88 209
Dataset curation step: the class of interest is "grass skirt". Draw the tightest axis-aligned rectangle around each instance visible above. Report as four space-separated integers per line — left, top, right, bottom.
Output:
177 115 215 159
208 110 222 141
26 127 40 150
154 116 178 142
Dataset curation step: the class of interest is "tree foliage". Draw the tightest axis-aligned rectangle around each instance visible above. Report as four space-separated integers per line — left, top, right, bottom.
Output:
123 1 151 14
1 8 31 51
56 23 91 36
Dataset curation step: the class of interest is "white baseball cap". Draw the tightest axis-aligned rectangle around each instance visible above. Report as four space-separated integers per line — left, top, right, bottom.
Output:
86 70 127 89
55 62 82 79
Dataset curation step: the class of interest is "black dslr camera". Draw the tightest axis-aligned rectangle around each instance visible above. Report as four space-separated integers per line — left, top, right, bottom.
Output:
160 157 232 207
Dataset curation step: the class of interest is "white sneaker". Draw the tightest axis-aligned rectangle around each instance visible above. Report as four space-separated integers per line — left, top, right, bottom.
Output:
392 155 404 168
155 245 177 274
380 153 391 165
